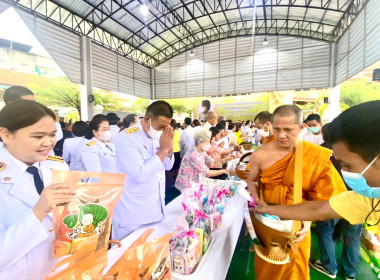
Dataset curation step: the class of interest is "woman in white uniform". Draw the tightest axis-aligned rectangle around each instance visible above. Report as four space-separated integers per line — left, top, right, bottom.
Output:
0 100 75 280
81 114 116 173
62 121 87 171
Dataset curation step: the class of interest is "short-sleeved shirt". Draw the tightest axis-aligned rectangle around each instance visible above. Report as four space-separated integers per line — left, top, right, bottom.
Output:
175 147 213 190
329 191 380 229
173 129 181 153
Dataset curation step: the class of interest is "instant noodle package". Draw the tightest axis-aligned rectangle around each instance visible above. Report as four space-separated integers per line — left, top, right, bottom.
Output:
51 170 125 257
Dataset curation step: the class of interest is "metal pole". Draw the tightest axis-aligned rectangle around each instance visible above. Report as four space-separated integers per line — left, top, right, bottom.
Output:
80 36 93 121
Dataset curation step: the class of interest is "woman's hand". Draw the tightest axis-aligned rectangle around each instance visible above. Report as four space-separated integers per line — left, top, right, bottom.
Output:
33 183 76 222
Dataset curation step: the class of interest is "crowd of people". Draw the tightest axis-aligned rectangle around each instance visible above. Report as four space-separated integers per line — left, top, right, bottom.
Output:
0 85 379 280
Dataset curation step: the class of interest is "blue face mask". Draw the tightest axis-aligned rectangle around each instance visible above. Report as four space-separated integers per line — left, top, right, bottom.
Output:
307 127 320 134
341 155 380 198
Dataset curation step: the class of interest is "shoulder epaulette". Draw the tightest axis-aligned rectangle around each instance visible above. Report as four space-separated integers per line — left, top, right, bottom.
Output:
86 141 96 146
124 127 139 134
107 140 113 143
47 155 64 163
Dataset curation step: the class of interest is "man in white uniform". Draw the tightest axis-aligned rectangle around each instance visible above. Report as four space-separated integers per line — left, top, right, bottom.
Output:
106 112 121 143
113 101 174 240
302 113 324 145
180 117 195 157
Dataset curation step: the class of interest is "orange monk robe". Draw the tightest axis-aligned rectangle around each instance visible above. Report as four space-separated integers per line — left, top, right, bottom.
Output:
262 135 275 145
254 141 346 280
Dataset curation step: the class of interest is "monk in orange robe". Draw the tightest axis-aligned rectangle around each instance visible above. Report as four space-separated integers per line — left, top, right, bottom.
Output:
248 105 346 280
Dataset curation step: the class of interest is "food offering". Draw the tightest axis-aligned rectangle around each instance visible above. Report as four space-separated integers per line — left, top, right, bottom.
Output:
51 170 125 257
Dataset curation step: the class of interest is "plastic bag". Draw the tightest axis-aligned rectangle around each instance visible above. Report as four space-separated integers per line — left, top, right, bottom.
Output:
52 170 125 257
104 229 172 280
44 240 121 280
170 230 202 275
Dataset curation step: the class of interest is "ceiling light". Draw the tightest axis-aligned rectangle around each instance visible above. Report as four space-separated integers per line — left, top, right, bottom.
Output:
190 49 194 57
263 37 268 45
140 5 149 16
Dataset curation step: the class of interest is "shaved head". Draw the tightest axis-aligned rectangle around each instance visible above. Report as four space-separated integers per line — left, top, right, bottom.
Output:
206 111 218 126
272 105 303 127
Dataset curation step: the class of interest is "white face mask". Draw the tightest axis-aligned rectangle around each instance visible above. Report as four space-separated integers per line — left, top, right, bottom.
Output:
148 118 163 139
258 129 270 138
201 143 211 151
99 130 112 142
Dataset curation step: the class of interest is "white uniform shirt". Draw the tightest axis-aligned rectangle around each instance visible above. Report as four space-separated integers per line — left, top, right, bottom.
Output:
113 121 174 238
0 145 68 280
62 136 87 171
81 137 116 173
109 125 120 143
180 126 195 157
302 130 324 146
55 122 63 142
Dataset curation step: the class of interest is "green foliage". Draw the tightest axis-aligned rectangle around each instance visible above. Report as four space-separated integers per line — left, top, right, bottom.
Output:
29 76 81 115
164 98 194 116
29 76 150 118
340 79 380 110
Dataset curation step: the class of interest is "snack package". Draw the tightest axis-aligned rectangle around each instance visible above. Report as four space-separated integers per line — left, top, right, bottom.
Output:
192 216 211 254
52 170 125 257
44 240 121 280
104 230 172 280
170 230 202 275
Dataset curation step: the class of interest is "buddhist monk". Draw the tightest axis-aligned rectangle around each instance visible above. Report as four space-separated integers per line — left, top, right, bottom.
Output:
247 105 346 280
254 111 275 145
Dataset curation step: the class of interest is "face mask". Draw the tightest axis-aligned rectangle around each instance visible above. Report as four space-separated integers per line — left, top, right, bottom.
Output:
258 129 270 138
308 127 320 134
341 155 380 198
99 130 112 142
200 143 211 151
148 118 163 140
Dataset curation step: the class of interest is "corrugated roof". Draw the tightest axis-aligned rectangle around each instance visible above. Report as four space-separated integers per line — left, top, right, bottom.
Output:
10 0 367 67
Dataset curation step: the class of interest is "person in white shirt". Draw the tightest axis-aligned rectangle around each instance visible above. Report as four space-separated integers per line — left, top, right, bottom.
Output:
122 114 139 130
62 121 88 171
192 119 202 132
81 115 116 173
180 117 195 156
113 101 174 239
0 100 74 280
203 111 218 131
302 113 324 145
241 120 253 139
106 113 121 143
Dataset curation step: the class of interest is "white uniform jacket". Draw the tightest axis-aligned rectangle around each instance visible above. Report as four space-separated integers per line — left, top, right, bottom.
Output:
0 146 68 280
109 125 120 143
113 121 174 230
62 136 87 171
81 137 116 173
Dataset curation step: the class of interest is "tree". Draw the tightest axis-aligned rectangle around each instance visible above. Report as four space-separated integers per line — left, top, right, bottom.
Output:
29 76 81 115
29 76 149 118
340 79 380 110
164 98 194 116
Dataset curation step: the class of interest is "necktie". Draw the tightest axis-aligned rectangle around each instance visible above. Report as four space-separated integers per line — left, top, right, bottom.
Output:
26 166 44 195
105 144 113 153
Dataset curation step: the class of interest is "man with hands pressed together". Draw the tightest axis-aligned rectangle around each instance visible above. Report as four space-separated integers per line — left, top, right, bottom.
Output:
247 105 346 280
113 101 175 240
